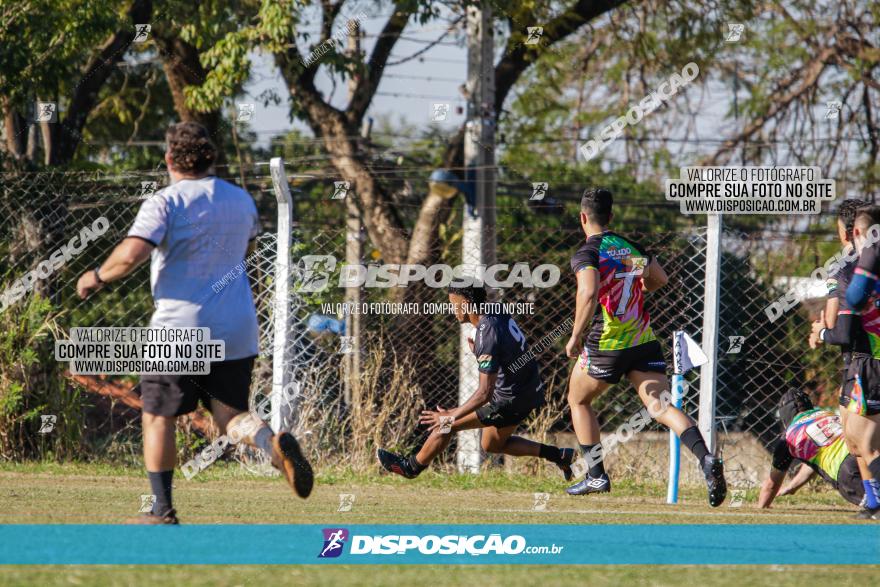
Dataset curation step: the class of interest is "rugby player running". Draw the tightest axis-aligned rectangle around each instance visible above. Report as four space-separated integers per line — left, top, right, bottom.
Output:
564 188 726 506
842 205 880 519
377 284 575 479
759 389 864 508
808 199 879 513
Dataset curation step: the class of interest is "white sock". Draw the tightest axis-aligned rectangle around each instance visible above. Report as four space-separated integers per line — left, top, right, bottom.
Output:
254 426 274 455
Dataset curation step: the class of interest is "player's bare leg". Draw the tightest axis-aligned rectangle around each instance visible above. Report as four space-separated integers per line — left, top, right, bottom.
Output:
840 407 877 510
568 366 609 444
378 413 483 478
378 413 574 479
480 425 576 480
629 369 727 506
844 411 880 518
566 365 612 495
225 404 314 499
131 412 179 524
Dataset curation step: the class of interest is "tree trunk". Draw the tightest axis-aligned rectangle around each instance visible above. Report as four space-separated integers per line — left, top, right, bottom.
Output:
153 32 224 163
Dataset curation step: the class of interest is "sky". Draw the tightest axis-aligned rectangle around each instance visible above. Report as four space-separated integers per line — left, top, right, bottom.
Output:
241 7 469 149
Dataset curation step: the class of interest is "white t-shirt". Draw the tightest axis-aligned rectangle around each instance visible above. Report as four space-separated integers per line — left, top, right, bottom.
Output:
127 176 261 360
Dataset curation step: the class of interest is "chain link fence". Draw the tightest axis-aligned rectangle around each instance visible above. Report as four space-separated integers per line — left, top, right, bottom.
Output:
0 166 844 483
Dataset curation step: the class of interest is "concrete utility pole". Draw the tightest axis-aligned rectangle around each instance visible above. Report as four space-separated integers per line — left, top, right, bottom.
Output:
458 1 496 473
344 21 364 407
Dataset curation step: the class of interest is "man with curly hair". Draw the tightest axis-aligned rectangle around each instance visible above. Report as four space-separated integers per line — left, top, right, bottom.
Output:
76 122 313 524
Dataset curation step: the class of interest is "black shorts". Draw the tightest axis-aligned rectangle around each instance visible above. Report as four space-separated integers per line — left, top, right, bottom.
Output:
476 396 544 429
840 354 880 416
840 351 852 388
138 356 256 417
577 340 666 384
836 454 865 506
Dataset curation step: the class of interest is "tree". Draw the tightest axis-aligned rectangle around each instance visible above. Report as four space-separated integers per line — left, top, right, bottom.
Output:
0 0 152 168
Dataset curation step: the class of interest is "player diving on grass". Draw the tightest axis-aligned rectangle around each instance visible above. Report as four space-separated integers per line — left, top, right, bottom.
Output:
377 284 575 479
759 389 864 508
564 188 727 506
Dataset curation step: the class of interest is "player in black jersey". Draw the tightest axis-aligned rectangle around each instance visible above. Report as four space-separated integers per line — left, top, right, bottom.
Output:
843 205 880 518
810 199 877 513
377 285 575 479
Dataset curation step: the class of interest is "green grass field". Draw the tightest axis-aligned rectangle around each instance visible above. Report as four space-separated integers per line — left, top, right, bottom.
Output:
0 462 875 586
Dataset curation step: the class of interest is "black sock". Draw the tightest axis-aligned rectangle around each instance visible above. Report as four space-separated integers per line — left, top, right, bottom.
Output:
579 443 606 478
408 454 427 474
148 470 174 516
680 426 710 463
538 444 563 464
868 456 880 482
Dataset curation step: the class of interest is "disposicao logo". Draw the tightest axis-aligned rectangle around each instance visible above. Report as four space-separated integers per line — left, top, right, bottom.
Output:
318 528 349 558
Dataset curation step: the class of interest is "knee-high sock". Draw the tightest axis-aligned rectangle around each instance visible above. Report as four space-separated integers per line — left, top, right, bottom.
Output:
866 457 880 509
147 470 174 516
679 426 710 463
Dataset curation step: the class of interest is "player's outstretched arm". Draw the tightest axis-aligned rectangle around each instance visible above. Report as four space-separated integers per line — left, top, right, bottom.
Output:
76 237 154 299
420 372 496 431
450 372 496 421
777 463 816 496
758 468 787 508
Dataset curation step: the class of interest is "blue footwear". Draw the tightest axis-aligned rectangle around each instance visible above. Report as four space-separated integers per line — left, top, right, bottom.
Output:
556 448 576 481
566 474 611 495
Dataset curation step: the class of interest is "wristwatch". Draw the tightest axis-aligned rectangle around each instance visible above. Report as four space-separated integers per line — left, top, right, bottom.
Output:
94 267 106 285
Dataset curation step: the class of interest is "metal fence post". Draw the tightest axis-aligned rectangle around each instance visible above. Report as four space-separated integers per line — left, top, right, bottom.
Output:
458 0 496 473
699 214 722 453
269 157 294 433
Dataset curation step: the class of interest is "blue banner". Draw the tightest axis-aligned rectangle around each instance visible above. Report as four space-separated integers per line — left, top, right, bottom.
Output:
0 524 876 565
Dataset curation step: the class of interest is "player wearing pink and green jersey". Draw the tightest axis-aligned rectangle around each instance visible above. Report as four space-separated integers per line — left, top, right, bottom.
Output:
564 188 726 506
759 389 864 508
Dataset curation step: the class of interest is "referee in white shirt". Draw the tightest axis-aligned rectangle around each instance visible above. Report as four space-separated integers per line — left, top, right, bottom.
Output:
77 122 313 524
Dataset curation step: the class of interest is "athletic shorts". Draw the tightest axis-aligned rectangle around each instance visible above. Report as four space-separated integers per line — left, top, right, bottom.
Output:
577 340 666 384
138 356 256 417
841 354 880 416
476 396 544 429
835 454 864 506
840 351 852 388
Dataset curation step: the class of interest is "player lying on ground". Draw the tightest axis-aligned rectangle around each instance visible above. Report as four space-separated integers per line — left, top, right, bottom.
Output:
76 122 313 524
758 389 864 508
808 198 879 513
564 188 726 506
841 205 880 519
377 284 575 479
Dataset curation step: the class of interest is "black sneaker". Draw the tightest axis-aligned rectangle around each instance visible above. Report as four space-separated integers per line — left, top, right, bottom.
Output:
702 455 727 507
377 448 420 479
271 432 314 499
556 448 576 481
854 506 880 520
565 474 611 495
